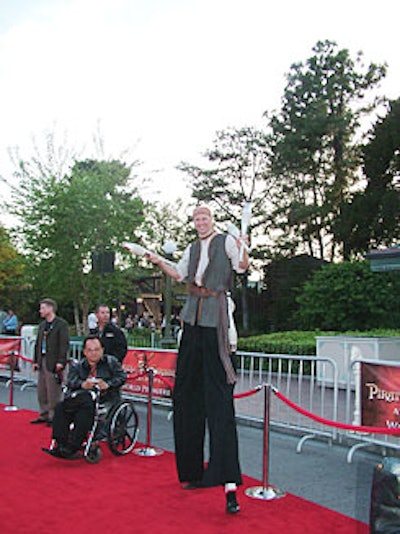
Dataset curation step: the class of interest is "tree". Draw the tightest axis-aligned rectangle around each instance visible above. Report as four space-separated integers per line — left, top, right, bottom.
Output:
338 98 400 254
295 261 400 331
179 126 273 331
140 199 193 255
0 225 27 311
179 126 271 231
267 40 387 261
10 158 146 332
263 254 327 331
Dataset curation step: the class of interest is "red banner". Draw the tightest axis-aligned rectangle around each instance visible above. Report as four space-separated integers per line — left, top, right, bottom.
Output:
122 348 177 399
361 362 400 429
0 337 21 369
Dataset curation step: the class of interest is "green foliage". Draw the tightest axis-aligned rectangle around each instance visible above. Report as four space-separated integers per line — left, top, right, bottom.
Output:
139 200 193 257
0 225 27 310
178 126 271 232
294 261 400 331
267 40 387 260
363 99 400 184
263 254 327 331
338 98 400 255
10 156 146 325
237 329 400 356
238 330 320 355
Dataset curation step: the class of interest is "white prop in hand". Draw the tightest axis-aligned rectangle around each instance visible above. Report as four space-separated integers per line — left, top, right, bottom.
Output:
226 223 249 251
226 223 240 240
241 202 252 235
239 202 252 261
122 242 176 266
122 242 150 257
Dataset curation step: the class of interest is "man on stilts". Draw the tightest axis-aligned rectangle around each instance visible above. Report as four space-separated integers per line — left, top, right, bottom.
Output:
144 205 249 514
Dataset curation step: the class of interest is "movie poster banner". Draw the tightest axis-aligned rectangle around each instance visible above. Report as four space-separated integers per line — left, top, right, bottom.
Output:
361 362 400 429
0 337 21 370
122 348 177 399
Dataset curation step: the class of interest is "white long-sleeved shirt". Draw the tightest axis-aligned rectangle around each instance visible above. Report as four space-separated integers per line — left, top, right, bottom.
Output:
175 233 245 285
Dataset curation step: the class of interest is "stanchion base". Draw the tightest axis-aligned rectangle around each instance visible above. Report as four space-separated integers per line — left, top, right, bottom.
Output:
4 405 19 412
245 485 286 501
133 446 164 457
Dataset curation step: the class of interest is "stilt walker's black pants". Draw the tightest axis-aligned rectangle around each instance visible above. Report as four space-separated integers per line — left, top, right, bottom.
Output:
173 323 242 486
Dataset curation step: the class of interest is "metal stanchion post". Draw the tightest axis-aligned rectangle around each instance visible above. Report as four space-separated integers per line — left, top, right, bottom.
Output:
4 352 19 412
134 367 163 457
245 383 285 501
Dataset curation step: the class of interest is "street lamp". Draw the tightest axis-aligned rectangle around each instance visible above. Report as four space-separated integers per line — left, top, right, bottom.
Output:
161 240 177 348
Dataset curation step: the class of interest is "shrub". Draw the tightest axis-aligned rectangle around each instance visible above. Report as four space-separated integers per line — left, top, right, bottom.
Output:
294 261 400 331
237 329 400 355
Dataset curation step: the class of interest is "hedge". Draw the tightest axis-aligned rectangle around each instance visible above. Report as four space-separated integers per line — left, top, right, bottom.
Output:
237 329 400 356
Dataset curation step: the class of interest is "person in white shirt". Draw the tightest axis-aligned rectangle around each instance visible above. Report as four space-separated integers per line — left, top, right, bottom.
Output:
87 312 98 333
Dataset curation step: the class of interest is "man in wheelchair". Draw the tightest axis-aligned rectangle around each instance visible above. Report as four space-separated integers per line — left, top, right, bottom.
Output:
43 334 127 459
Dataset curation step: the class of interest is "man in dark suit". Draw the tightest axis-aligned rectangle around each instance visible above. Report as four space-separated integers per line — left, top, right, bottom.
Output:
31 298 70 426
92 304 127 363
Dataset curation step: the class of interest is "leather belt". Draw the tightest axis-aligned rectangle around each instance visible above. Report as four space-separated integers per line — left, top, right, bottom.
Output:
187 283 218 298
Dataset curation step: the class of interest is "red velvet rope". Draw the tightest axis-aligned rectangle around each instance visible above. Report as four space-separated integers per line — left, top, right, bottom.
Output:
126 371 148 382
124 370 262 399
234 386 262 399
155 374 174 391
273 389 400 435
124 368 261 398
15 354 32 363
0 352 33 364
0 351 33 363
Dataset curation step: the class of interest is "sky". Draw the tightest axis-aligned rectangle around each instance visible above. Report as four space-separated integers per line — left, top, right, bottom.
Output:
0 0 399 225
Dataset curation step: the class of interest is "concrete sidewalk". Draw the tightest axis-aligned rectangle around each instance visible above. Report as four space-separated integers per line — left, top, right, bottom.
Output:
0 383 377 524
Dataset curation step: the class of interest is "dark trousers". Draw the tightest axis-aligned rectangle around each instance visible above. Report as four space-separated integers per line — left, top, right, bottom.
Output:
52 391 95 450
37 362 62 422
173 323 242 486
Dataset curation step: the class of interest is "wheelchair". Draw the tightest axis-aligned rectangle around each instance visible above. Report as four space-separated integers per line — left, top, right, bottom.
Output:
84 386 139 463
47 386 139 464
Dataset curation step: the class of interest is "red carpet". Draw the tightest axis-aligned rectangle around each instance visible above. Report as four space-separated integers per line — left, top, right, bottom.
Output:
0 407 368 534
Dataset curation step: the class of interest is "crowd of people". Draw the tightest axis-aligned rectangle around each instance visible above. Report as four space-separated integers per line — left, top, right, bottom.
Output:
123 312 157 332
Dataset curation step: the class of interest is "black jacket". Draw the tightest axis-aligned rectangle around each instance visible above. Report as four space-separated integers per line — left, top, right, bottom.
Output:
94 323 127 363
34 316 70 372
66 354 126 404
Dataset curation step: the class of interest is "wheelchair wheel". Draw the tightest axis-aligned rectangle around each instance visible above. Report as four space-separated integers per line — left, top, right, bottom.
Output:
108 400 139 456
85 444 103 464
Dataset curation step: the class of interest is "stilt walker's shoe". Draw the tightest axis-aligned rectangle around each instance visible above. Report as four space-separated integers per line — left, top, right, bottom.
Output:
182 481 204 490
226 491 240 514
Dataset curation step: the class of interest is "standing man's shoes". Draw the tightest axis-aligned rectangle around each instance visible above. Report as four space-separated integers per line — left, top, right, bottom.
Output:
30 417 47 424
226 491 240 514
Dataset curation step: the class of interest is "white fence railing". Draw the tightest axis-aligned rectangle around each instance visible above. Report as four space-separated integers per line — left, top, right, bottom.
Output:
234 351 341 450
